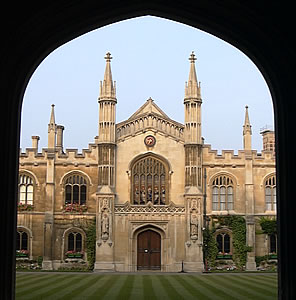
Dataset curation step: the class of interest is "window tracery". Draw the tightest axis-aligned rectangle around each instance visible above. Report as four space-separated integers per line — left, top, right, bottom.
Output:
212 175 234 211
16 230 28 251
64 174 87 205
216 232 231 254
131 156 168 205
265 175 276 211
18 174 34 205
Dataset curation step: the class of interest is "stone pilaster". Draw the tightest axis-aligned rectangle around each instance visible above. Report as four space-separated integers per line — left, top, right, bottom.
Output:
184 196 204 271
94 192 115 271
42 151 55 270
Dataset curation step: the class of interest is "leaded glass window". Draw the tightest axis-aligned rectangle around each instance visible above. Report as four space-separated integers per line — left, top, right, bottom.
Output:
132 156 168 205
211 175 234 211
67 232 83 252
16 231 28 251
265 175 276 211
216 232 231 254
64 174 87 205
18 174 34 205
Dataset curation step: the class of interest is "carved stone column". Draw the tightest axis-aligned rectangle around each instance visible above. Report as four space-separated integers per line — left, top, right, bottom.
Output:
184 196 204 272
94 192 115 271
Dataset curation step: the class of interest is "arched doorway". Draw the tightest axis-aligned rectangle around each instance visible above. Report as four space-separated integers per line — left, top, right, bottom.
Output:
137 230 161 270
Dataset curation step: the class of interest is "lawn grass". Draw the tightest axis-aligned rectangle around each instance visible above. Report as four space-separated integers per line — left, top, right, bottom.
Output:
15 272 278 299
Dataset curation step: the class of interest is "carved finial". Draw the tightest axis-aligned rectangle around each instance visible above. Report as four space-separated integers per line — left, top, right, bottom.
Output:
189 51 197 63
104 52 112 62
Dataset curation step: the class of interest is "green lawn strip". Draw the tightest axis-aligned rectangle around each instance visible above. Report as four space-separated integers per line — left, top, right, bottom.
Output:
142 275 157 300
150 275 173 300
188 275 239 300
235 275 278 294
102 275 133 300
16 274 54 289
18 274 83 300
170 275 212 300
85 274 121 299
50 274 102 300
15 274 68 297
128 275 144 300
239 274 278 288
112 275 136 300
157 275 185 300
227 276 277 299
208 275 264 300
70 275 110 300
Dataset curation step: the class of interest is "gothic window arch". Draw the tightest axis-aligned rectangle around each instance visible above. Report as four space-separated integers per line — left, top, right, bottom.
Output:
215 230 232 257
64 229 85 258
269 234 277 254
131 155 169 205
211 175 234 211
16 230 28 251
18 173 34 205
265 174 276 211
64 174 87 205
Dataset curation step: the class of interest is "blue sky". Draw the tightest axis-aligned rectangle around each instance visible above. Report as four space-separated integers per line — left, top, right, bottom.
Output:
21 16 274 152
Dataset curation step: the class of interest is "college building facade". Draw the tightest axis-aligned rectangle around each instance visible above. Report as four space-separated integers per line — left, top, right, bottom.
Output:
17 52 276 272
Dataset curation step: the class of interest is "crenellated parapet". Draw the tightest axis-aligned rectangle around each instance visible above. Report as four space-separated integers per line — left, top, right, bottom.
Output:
19 143 99 166
202 144 276 167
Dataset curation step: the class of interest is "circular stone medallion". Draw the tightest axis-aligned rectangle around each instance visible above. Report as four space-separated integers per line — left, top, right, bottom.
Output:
144 135 156 147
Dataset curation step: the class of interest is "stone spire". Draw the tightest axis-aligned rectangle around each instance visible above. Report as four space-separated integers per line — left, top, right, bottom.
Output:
243 105 252 151
48 104 56 149
184 51 202 145
185 51 201 101
99 52 116 102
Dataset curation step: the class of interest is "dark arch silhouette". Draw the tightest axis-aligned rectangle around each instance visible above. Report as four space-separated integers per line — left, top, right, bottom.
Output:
1 1 295 299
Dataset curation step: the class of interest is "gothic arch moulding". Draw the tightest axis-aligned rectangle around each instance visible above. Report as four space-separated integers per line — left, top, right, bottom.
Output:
208 171 238 187
18 170 40 187
128 151 172 172
261 172 276 187
59 170 93 186
129 223 168 272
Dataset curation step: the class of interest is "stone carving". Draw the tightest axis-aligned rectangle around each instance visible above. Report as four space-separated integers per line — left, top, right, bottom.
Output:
188 198 200 242
114 201 185 214
97 196 113 244
190 213 198 240
101 212 109 240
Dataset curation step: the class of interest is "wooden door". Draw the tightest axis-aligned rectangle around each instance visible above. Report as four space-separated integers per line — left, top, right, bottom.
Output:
137 230 161 270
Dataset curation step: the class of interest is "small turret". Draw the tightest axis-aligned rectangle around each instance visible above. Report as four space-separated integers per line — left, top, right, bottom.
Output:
184 51 201 102
48 104 56 150
243 105 252 151
98 52 117 144
99 52 117 102
184 51 202 145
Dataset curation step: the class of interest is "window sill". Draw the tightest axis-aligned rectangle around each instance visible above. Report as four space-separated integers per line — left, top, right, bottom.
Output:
211 210 235 215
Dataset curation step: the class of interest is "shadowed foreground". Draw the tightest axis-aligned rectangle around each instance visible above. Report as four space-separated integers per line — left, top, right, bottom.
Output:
16 272 277 299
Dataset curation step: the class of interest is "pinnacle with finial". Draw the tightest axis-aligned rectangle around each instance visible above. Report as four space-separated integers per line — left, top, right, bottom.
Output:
189 51 197 63
104 52 112 62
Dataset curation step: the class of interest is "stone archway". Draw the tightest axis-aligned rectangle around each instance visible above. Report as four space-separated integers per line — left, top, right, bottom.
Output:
130 224 167 272
137 230 161 270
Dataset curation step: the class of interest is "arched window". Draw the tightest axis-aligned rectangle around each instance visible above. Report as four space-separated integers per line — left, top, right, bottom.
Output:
64 174 87 205
16 231 28 251
269 234 277 254
68 232 82 252
265 175 276 211
216 231 232 258
18 174 34 205
211 175 234 211
65 231 84 258
131 155 168 205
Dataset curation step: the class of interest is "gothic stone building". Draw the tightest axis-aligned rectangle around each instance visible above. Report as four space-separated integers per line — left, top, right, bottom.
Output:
17 52 276 271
